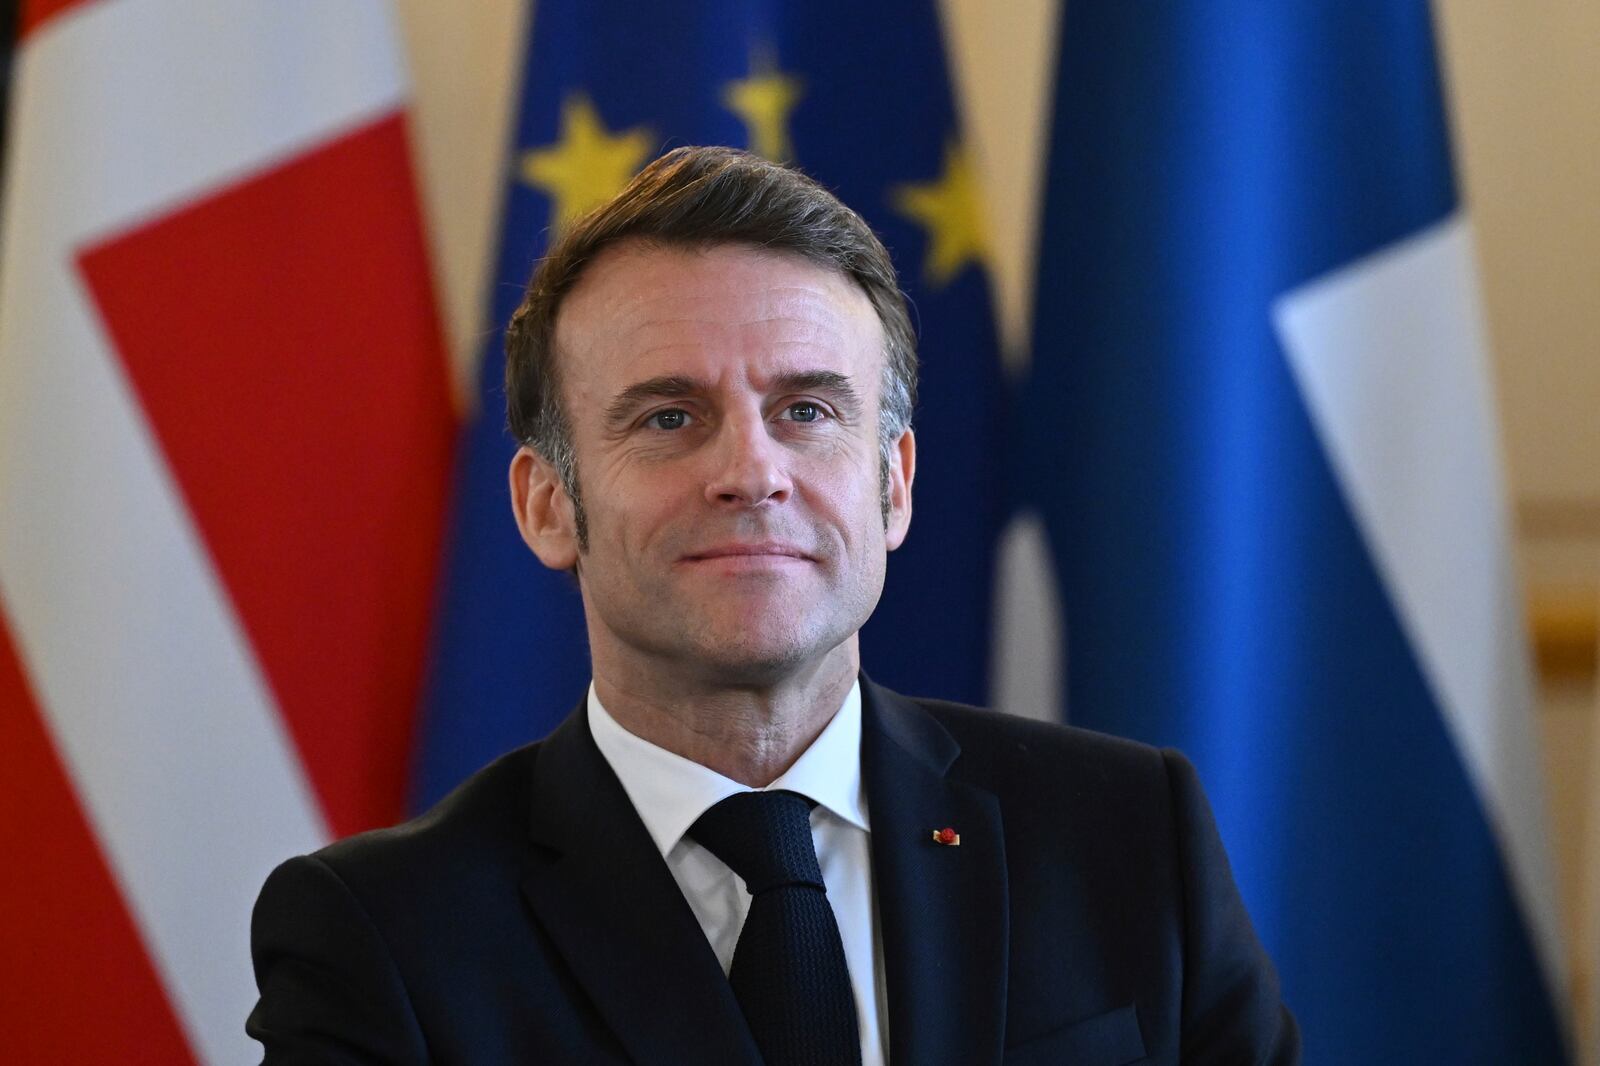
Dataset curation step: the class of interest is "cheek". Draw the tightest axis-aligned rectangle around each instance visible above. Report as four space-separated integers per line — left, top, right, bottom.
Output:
812 481 885 551
589 478 689 553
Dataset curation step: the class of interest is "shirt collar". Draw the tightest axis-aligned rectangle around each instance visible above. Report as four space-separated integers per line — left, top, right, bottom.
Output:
587 679 869 860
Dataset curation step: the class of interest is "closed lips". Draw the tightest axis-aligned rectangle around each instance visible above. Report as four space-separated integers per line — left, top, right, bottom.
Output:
682 544 814 561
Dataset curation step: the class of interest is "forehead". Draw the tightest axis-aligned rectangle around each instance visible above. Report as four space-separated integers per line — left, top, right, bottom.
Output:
552 241 883 389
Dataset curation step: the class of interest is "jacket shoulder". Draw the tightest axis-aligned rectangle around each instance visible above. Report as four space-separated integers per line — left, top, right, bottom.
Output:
311 740 542 889
909 695 1172 794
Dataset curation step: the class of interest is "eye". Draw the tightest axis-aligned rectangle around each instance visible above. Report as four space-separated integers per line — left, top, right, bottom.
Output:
781 401 826 423
644 408 693 431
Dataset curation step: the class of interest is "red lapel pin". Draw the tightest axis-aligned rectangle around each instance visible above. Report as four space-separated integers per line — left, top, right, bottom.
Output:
931 826 960 846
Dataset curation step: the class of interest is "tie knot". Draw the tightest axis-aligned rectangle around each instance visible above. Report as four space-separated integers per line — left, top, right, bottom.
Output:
689 790 824 896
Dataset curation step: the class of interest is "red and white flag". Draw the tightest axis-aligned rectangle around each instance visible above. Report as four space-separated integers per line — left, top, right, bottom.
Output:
0 1 456 1060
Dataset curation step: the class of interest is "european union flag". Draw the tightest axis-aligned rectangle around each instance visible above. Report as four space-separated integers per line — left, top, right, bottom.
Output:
412 1 1004 808
1018 2 1570 1061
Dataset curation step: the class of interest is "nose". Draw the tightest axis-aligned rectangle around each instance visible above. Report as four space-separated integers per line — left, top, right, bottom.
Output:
704 413 792 507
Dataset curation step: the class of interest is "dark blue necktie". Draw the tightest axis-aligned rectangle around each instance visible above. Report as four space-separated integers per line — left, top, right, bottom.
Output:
690 790 863 1066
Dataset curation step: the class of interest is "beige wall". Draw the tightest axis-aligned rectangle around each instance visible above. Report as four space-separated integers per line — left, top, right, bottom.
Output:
394 0 1600 1050
1433 4 1600 1055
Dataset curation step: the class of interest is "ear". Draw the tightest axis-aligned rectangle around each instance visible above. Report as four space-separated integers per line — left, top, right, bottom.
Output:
510 445 579 571
884 427 915 551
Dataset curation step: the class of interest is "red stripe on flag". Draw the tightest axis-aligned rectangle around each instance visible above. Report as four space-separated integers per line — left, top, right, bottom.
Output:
77 113 458 839
0 609 198 1064
19 0 99 39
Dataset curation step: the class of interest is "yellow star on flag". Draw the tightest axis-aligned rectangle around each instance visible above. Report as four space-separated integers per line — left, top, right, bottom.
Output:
723 52 804 162
890 141 991 287
520 94 654 239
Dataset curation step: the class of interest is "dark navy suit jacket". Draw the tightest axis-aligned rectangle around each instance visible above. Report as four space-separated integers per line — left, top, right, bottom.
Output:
248 679 1300 1064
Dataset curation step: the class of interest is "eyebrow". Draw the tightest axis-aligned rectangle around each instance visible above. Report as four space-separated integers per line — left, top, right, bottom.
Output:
601 370 865 426
602 375 703 427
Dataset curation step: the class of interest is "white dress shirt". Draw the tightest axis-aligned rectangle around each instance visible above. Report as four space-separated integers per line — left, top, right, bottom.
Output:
587 681 887 1066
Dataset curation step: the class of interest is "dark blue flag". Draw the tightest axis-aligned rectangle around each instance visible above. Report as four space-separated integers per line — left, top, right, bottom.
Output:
1018 2 1569 1061
412 1 1005 809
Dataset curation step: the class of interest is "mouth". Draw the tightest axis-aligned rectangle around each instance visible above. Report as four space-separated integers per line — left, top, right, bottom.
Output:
680 542 817 565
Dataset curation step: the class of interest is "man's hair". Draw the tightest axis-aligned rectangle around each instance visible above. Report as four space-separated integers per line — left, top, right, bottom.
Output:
505 145 918 545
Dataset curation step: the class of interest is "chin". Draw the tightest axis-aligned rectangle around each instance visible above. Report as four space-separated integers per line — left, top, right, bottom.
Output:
686 628 851 687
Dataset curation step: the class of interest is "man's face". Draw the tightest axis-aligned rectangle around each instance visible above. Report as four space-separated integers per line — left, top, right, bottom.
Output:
511 241 914 686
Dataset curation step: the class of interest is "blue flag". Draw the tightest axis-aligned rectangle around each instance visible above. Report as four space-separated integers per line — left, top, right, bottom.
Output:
1017 3 1569 1060
412 1 1005 808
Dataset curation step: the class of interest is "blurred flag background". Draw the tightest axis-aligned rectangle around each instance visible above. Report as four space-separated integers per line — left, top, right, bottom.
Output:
2 0 1596 1062
0 1 453 1060
1006 3 1567 1061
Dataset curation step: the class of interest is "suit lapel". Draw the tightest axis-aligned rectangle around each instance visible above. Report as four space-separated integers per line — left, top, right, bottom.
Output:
519 704 761 1066
863 679 1008 1066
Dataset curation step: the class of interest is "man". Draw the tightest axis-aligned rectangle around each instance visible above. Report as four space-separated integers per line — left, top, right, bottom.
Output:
248 146 1300 1065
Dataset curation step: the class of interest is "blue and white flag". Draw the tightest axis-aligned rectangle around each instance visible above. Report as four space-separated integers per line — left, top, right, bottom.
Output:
1009 3 1570 1060
412 1 1005 808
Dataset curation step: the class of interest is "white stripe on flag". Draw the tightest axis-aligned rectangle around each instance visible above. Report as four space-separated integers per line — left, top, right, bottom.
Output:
14 0 408 245
0 1 413 1061
1273 213 1568 1013
991 509 1065 723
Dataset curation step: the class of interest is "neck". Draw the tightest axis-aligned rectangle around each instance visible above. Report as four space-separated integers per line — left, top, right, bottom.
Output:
591 645 860 787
